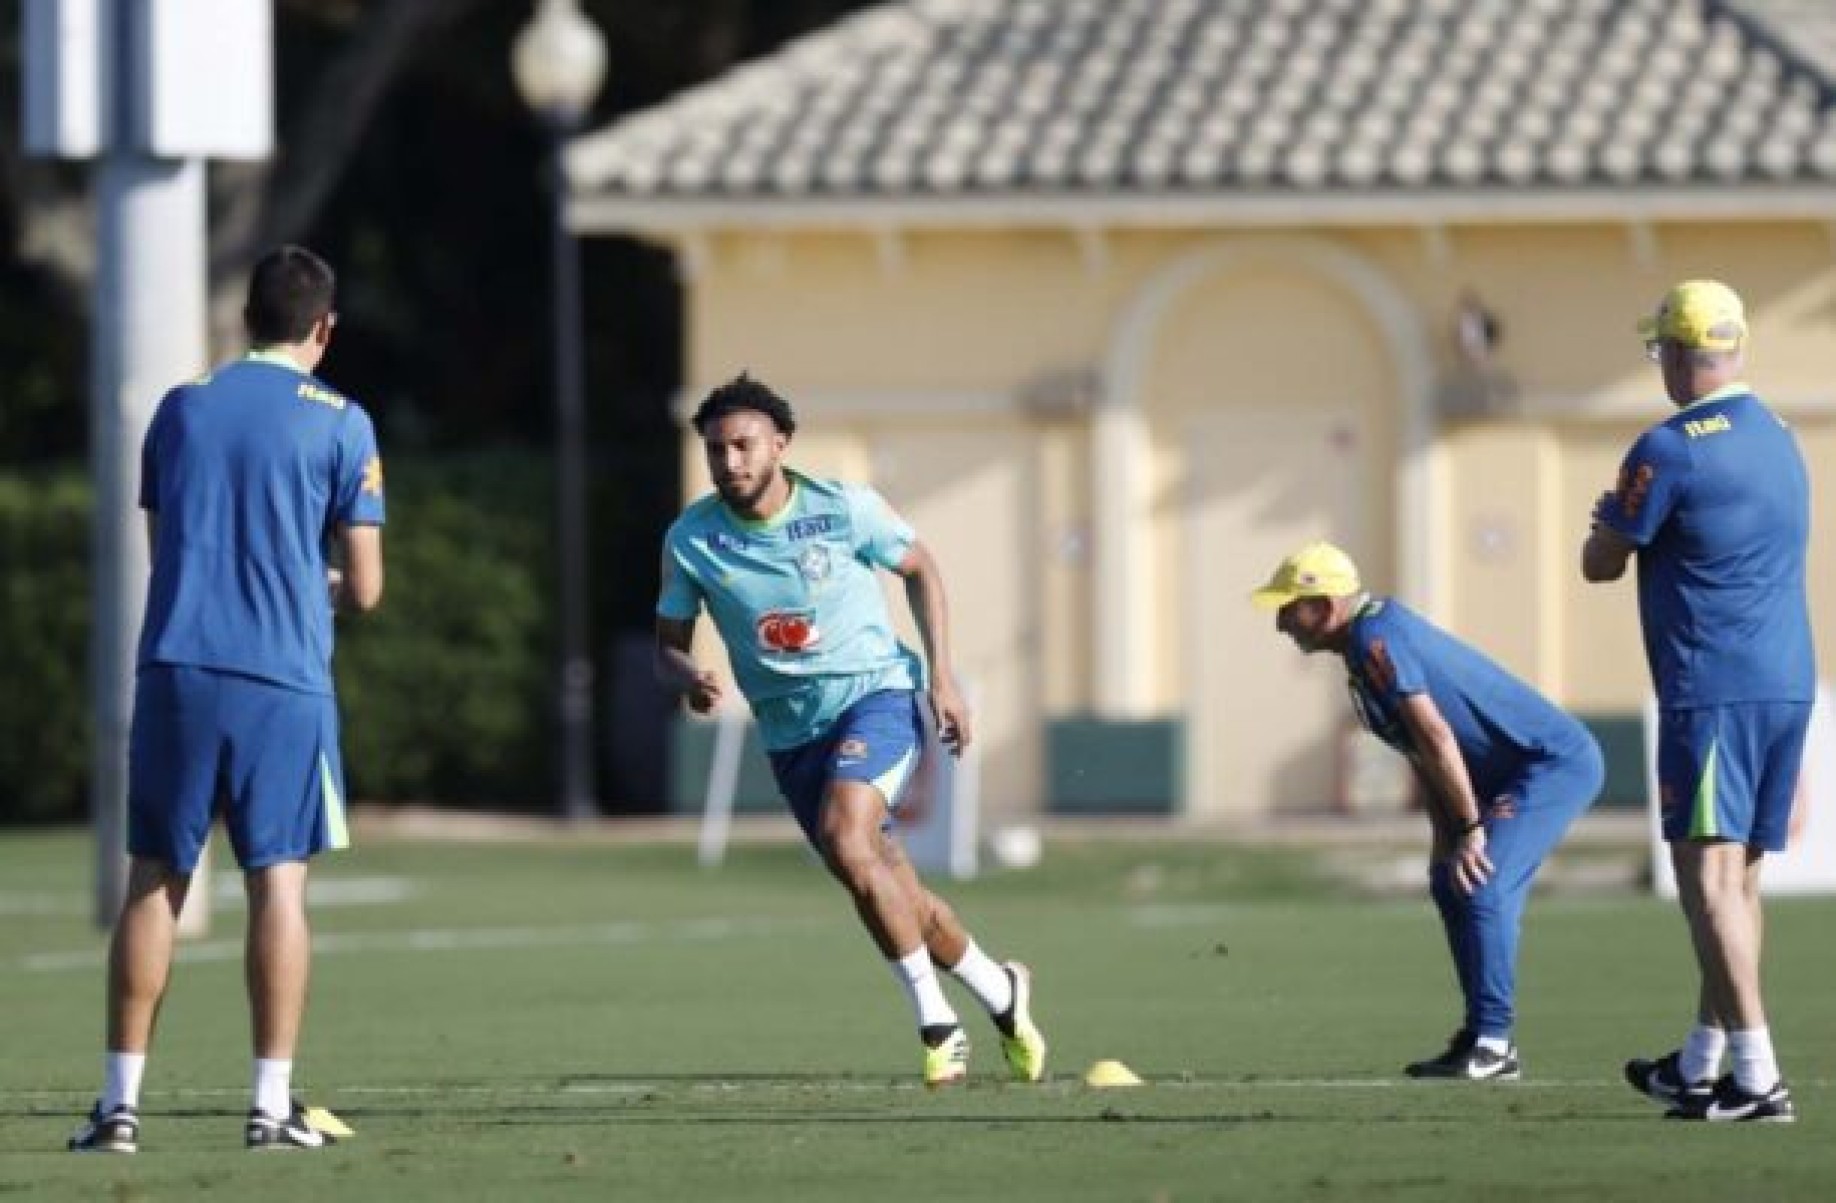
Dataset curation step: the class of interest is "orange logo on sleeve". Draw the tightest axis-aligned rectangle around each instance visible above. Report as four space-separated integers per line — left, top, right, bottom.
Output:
1617 463 1654 519
361 457 385 496
1364 639 1396 693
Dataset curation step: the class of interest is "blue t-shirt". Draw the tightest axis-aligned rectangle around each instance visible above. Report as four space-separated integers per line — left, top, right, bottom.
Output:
1344 598 1593 802
137 353 386 695
658 471 923 750
1598 385 1813 707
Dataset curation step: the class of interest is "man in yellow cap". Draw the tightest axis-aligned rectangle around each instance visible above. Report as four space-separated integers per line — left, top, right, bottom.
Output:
1583 280 1811 1123
1254 543 1602 1080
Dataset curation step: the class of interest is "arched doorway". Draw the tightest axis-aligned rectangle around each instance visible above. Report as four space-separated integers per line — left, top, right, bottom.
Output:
1099 237 1435 818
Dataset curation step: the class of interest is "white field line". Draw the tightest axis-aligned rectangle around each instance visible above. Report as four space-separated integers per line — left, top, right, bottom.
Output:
0 876 416 919
209 874 418 908
4 898 1249 924
18 914 830 973
0 894 83 917
8 1075 1773 1104
1124 898 1647 927
7 895 1650 978
17 902 1265 974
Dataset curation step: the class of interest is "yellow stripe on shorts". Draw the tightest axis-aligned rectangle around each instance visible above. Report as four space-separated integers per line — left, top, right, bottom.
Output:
321 753 351 850
1689 739 1720 841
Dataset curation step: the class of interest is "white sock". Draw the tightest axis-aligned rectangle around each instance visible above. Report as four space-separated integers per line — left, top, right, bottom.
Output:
1728 1028 1779 1094
1680 1024 1727 1084
253 1058 293 1120
944 940 1014 1018
102 1052 146 1113
1475 1035 1512 1056
890 949 958 1032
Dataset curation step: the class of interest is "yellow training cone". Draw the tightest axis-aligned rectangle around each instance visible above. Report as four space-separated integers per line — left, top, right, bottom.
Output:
303 1106 355 1139
1083 1059 1144 1087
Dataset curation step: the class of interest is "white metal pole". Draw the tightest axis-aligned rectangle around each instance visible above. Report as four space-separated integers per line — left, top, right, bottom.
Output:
90 156 209 927
949 682 981 880
698 709 747 869
61 0 268 929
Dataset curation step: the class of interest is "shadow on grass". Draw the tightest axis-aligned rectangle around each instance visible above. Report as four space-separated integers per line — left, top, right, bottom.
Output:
3 1071 1663 1135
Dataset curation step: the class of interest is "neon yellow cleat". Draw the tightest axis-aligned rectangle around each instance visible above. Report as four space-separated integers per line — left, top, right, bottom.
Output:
1000 961 1049 1082
923 1027 970 1088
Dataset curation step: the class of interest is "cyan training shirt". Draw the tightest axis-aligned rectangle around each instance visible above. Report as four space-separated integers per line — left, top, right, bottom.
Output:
658 470 924 750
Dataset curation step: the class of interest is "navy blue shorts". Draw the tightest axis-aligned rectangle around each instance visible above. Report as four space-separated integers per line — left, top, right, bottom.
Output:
767 690 925 849
128 664 351 872
1658 702 1810 852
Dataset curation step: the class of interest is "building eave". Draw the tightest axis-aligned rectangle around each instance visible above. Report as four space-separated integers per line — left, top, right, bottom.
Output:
568 187 1836 238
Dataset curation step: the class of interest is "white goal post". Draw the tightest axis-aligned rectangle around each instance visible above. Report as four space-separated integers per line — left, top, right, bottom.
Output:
695 690 981 878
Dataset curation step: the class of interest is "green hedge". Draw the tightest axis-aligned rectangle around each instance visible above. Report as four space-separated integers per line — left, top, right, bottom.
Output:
332 451 555 808
0 451 565 822
0 471 92 822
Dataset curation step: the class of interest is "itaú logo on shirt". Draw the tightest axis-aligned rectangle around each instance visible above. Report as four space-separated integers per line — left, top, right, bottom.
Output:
756 609 822 653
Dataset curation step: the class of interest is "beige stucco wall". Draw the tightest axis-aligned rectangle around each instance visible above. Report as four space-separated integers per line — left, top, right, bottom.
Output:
1138 261 1399 706
669 220 1836 817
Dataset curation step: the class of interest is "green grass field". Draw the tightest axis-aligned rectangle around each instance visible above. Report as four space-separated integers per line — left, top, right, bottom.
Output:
4 825 1834 1201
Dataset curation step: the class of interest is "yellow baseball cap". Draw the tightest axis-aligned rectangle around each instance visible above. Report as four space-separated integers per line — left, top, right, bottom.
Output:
1638 279 1746 351
1249 541 1362 610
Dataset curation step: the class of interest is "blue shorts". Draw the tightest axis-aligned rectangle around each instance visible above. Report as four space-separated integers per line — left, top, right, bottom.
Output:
1657 702 1810 852
128 664 352 872
767 690 925 849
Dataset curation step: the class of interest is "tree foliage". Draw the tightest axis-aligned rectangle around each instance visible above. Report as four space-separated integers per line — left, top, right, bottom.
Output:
0 451 577 821
2 0 877 462
0 0 878 813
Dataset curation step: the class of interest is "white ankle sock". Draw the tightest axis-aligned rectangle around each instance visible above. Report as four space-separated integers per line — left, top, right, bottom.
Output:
1475 1035 1512 1056
102 1052 146 1113
944 941 1014 1018
254 1058 293 1119
890 949 958 1031
1680 1024 1727 1084
1728 1028 1779 1094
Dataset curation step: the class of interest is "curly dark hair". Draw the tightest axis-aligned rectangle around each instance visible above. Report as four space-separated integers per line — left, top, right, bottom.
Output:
690 372 797 436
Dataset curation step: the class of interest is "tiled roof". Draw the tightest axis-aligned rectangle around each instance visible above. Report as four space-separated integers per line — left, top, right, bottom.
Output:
1732 0 1836 79
568 0 1836 217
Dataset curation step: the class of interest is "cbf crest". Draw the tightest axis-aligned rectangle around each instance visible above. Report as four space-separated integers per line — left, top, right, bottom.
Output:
796 543 833 583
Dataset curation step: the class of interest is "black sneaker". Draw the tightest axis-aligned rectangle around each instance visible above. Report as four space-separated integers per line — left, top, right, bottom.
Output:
1667 1075 1796 1124
1411 1041 1521 1081
1405 1030 1475 1078
68 1102 139 1154
246 1101 336 1150
1625 1050 1711 1106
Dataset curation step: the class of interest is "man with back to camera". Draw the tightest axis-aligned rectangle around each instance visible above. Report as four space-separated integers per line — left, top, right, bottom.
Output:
1583 280 1811 1123
69 246 384 1153
1253 542 1602 1080
655 373 1047 1087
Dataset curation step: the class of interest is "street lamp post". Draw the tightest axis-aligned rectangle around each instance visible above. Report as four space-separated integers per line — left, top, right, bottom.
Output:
513 0 607 821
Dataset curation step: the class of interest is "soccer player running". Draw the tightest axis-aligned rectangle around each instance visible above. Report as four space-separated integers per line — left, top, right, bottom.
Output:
1253 543 1602 1080
654 374 1046 1087
1583 280 1811 1124
69 247 384 1153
